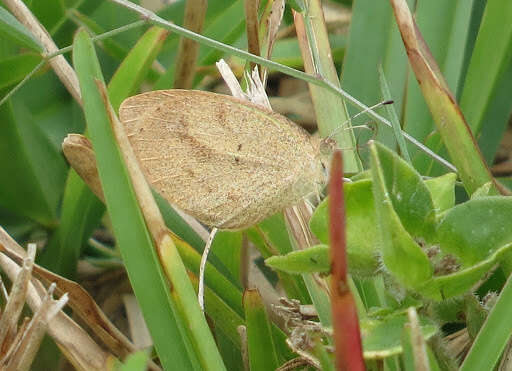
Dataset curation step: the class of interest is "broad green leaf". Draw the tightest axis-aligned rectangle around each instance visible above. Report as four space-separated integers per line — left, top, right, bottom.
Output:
310 179 380 276
0 7 43 52
0 98 67 226
361 313 437 359
370 142 432 289
436 197 512 265
419 244 512 300
372 142 436 241
265 244 330 274
425 173 457 213
257 213 294 255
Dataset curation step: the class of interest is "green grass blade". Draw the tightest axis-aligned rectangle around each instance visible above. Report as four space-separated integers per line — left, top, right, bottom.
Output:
378 65 411 164
39 172 104 277
391 0 497 195
460 0 512 164
73 29 199 370
460 0 512 135
460 273 512 371
341 0 413 148
403 1 474 173
295 0 361 172
244 289 279 371
108 26 168 110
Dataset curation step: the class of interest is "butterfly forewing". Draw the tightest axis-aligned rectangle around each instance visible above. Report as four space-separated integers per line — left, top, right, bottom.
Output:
119 89 323 229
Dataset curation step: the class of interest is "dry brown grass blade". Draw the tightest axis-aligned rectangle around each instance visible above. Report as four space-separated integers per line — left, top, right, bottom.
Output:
260 0 284 60
0 240 139 361
245 0 261 70
173 0 207 89
0 244 35 349
0 239 114 371
2 316 30 365
5 284 68 371
62 134 105 202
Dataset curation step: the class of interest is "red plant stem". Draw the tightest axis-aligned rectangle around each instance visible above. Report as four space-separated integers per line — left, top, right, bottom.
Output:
329 151 365 371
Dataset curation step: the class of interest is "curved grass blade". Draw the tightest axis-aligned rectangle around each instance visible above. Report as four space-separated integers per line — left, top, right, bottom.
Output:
108 26 169 110
293 0 361 172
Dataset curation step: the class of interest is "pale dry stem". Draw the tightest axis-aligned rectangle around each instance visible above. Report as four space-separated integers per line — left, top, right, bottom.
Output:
6 284 68 371
0 227 113 371
3 0 82 104
0 244 35 349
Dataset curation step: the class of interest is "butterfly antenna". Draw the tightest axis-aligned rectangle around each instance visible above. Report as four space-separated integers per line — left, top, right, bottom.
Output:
326 100 393 141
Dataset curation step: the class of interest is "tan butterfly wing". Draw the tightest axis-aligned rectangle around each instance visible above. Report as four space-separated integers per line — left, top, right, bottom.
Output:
119 90 323 229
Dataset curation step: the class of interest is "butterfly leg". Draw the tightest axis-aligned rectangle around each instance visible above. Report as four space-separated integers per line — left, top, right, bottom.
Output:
198 227 218 312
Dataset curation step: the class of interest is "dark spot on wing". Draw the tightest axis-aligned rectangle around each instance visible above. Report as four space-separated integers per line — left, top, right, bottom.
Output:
228 192 239 201
237 143 242 151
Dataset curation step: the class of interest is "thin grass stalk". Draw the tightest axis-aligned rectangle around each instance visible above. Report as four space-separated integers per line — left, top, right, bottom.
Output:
174 0 208 89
